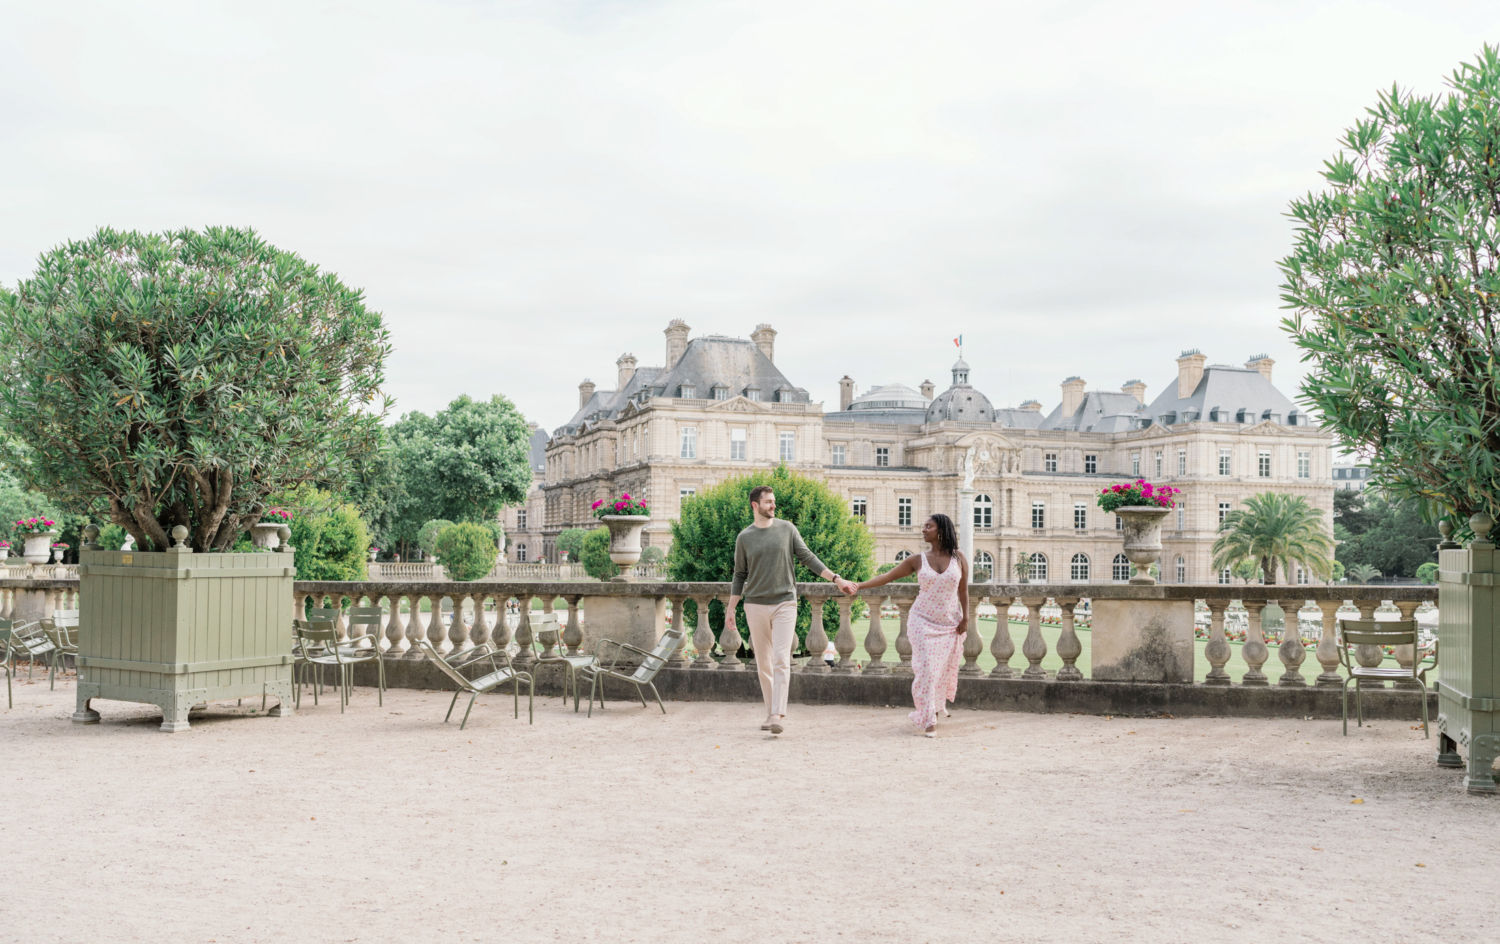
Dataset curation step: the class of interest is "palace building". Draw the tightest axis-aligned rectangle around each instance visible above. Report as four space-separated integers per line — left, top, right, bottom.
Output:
503 321 1335 585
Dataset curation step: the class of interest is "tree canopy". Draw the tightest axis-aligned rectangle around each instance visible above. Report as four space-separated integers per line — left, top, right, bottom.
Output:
1333 488 1439 578
579 526 618 580
1281 46 1500 525
0 227 390 551
434 522 498 581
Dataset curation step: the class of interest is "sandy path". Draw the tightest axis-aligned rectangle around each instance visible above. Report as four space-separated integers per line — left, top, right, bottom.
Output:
2 676 1497 944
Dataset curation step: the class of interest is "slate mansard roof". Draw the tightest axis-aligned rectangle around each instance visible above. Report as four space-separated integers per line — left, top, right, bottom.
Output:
1039 391 1147 433
1142 366 1310 427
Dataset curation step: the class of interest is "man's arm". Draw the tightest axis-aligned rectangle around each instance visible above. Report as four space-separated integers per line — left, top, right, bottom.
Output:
727 533 747 626
790 525 856 593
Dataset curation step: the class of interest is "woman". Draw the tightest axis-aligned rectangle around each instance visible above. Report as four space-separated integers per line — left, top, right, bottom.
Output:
848 514 968 737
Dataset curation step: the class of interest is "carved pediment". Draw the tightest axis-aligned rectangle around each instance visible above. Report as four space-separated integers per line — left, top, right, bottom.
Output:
708 396 770 413
952 432 1019 477
1242 420 1287 434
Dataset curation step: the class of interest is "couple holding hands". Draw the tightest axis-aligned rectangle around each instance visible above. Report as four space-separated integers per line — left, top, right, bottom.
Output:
728 485 969 738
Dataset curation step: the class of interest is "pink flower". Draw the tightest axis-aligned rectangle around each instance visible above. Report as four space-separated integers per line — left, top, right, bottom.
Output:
591 500 603 509
621 493 631 501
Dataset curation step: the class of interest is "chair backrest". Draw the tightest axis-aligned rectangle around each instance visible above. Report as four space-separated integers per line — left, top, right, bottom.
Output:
9 621 54 654
531 612 561 653
307 606 343 623
294 619 341 658
415 637 478 692
1338 619 1417 647
347 606 384 632
630 628 684 682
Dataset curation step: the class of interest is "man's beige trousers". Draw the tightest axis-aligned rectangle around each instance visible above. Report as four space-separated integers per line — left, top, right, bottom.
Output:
743 600 797 718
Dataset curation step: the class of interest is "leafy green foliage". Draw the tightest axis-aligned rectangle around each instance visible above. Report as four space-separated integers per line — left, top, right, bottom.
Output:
1333 489 1440 578
98 523 129 550
639 545 664 564
579 526 618 580
667 465 874 648
1212 492 1333 584
555 528 589 563
417 519 455 558
1232 558 1264 584
434 522 498 581
1281 47 1500 525
0 227 390 551
386 395 532 557
1417 561 1439 584
876 561 917 584
1347 563 1382 584
285 488 370 581
0 469 63 545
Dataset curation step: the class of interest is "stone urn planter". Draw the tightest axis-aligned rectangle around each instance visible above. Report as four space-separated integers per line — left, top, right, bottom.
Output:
251 521 284 551
21 531 59 564
1115 506 1170 585
600 514 650 581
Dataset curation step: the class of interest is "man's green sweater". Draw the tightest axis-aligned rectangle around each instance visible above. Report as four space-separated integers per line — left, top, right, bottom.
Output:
730 519 830 605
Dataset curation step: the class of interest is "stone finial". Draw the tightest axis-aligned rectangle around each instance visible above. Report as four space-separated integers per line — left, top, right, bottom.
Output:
168 524 192 554
1470 512 1494 546
1438 519 1460 549
81 524 102 551
277 525 293 552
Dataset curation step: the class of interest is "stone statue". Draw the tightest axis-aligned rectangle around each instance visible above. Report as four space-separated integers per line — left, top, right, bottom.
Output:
962 446 977 490
122 534 135 551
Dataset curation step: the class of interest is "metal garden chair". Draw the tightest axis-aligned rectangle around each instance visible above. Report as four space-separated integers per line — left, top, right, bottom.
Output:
528 611 596 712
41 617 79 681
578 627 684 717
294 620 358 712
1 623 12 708
415 637 534 729
344 605 388 705
1337 619 1437 737
5 620 60 689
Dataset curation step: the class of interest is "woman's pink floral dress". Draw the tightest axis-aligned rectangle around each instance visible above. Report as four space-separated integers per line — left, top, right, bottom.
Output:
908 552 964 729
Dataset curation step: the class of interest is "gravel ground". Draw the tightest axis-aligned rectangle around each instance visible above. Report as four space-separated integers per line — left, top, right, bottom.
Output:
2 674 1497 944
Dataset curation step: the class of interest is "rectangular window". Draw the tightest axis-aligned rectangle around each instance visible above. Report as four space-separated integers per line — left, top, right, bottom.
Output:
1085 454 1097 474
1297 450 1310 479
680 427 697 459
517 544 528 562
1219 501 1231 525
852 497 867 521
1297 565 1309 585
1154 451 1163 477
1131 453 1140 476
1258 449 1271 477
679 486 697 501
713 387 727 400
1177 449 1186 476
1175 557 1185 583
1031 502 1045 530
516 510 527 531
1176 505 1184 530
1219 448 1232 476
1116 514 1123 531
898 497 912 527
679 384 695 399
779 432 795 462
831 444 845 466
1073 502 1087 531
1045 453 1058 473
730 428 747 461
746 389 760 402
1219 567 1231 585
875 446 890 468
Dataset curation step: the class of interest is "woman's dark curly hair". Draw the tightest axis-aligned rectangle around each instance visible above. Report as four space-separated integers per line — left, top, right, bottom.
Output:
927 513 958 555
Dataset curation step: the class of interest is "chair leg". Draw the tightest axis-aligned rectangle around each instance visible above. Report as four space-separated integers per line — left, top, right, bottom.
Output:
650 682 664 715
527 675 534 724
512 678 519 719
1420 679 1430 738
377 655 385 707
445 690 460 723
1341 679 1349 736
635 682 648 710
587 674 598 718
1356 680 1365 728
459 692 478 730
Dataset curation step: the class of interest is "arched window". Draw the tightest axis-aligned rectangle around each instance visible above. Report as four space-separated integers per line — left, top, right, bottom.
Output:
516 544 528 563
974 494 993 529
895 550 912 561
974 550 993 581
1028 552 1048 582
1070 553 1090 582
1112 553 1131 582
1175 556 1185 583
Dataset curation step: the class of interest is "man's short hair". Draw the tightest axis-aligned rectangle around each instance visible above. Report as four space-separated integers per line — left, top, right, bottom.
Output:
749 485 775 505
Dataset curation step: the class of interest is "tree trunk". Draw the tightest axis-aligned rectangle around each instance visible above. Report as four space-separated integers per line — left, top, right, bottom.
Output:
1262 555 1279 585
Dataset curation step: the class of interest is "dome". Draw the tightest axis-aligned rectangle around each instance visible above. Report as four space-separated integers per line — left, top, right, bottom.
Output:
926 382 995 423
848 382 930 412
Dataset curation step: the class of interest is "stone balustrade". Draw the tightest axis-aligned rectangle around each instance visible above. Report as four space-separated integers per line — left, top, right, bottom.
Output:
368 560 668 583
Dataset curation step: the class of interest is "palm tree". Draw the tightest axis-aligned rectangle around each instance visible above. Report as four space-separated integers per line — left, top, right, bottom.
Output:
1347 563 1382 584
1212 492 1334 585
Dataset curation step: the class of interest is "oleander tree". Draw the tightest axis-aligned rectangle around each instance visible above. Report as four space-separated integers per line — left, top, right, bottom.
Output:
1281 46 1500 528
0 227 390 551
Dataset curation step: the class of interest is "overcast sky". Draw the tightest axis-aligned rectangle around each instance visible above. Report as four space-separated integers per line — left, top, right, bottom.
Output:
2 1 1496 433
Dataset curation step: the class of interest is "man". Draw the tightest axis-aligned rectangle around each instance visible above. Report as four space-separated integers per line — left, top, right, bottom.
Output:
726 485 856 735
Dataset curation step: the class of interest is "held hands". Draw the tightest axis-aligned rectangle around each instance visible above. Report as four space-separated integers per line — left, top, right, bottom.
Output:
836 577 859 596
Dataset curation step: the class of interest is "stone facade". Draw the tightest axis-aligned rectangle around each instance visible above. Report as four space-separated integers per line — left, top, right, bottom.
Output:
506 322 1336 586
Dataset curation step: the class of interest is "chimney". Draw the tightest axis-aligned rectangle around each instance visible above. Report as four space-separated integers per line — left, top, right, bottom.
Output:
578 379 595 409
616 353 638 391
751 324 777 363
1176 349 1207 399
1121 379 1147 406
664 319 691 369
919 379 935 400
1245 354 1274 384
1019 399 1042 412
839 375 855 411
1060 376 1087 417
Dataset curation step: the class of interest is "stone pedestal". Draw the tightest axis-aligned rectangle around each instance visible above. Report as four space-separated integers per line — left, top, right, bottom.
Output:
957 487 974 566
579 594 666 663
10 589 51 622
1090 598 1194 683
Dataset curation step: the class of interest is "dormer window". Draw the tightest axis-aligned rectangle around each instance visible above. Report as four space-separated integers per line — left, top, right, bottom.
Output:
712 384 728 400
679 384 696 399
1235 408 1248 423
745 386 761 402
1208 407 1222 422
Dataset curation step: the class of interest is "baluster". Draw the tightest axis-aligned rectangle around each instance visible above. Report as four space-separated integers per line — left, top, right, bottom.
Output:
862 595 889 674
1392 600 1423 689
446 594 469 655
1021 595 1049 679
691 596 716 668
381 595 403 656
401 595 424 659
426 594 446 653
959 588 983 676
832 595 857 673
513 595 536 666
989 596 1015 678
470 593 492 650
666 596 687 667
1055 597 1082 680
1204 598 1232 685
1241 600 1269 686
1277 599 1307 686
893 598 913 676
563 595 583 656
717 595 744 669
2 587 13 621
491 594 513 651
803 598 830 673
1352 598 1384 688
536 598 559 659
1314 599 1343 688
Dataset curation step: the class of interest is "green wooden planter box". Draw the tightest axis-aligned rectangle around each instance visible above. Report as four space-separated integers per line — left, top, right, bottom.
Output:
1436 527 1500 795
72 547 296 733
